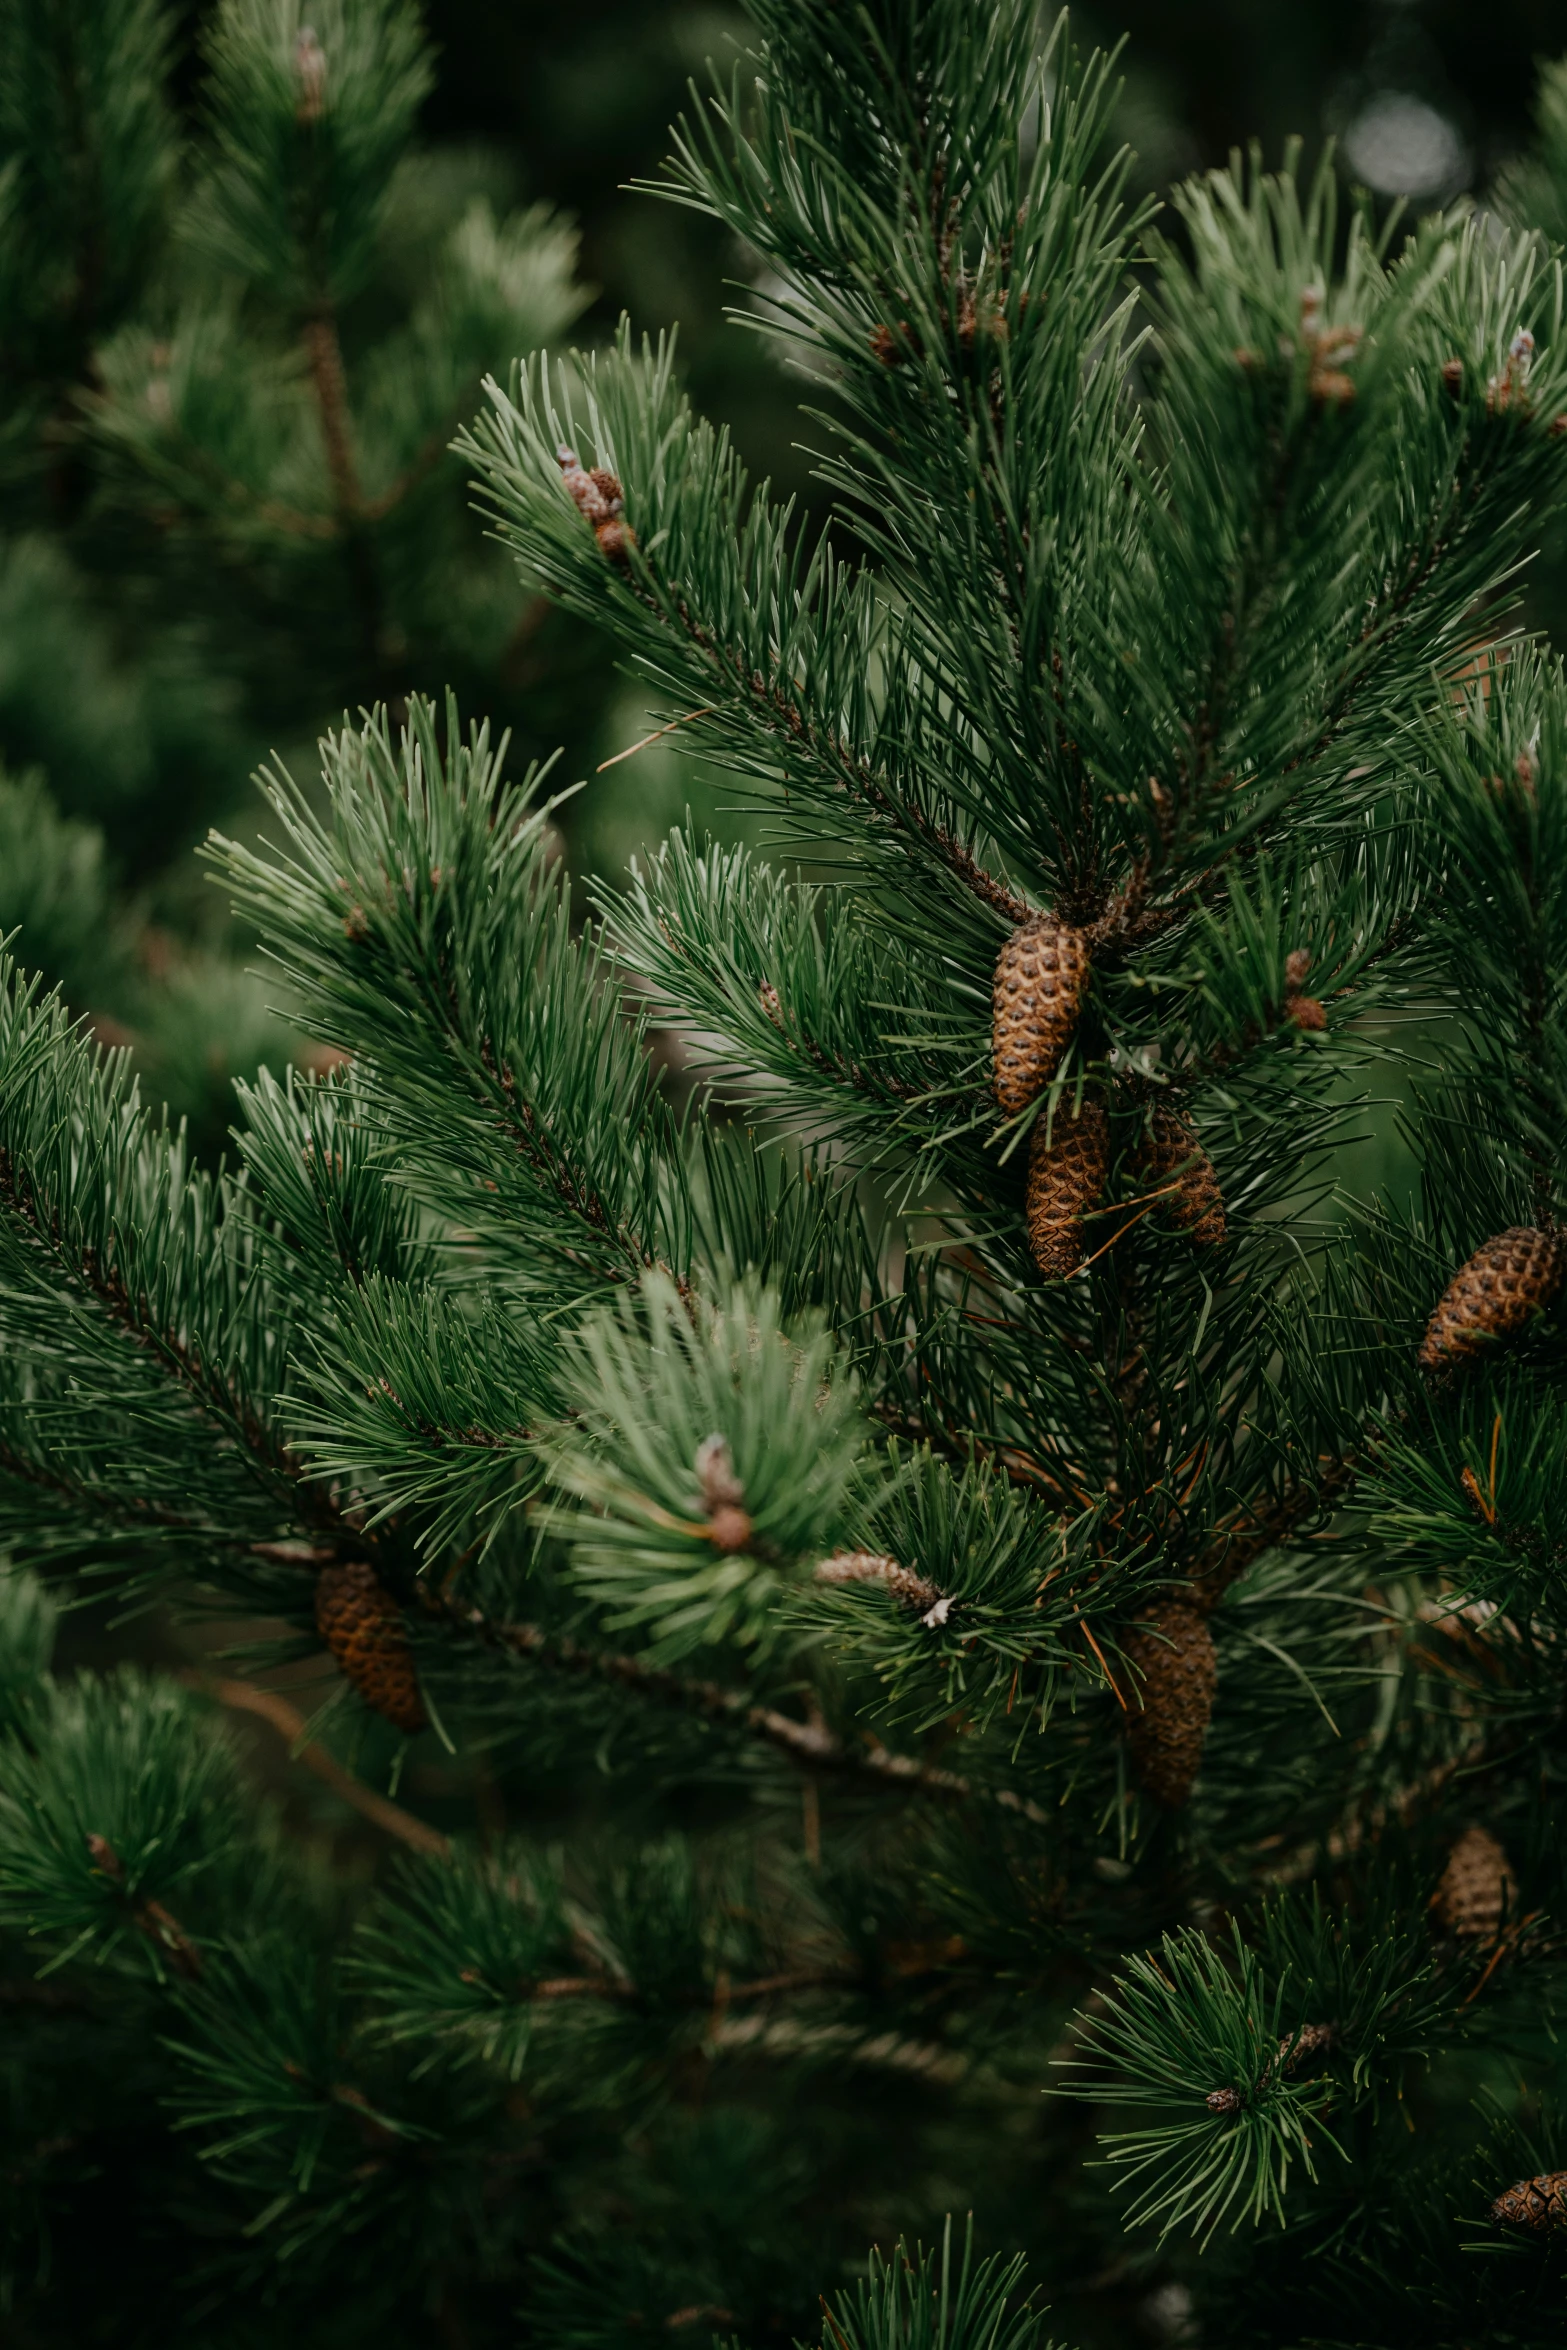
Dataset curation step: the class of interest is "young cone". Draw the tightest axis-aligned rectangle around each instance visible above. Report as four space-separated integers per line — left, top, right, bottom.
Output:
992 914 1089 1113
315 1562 427 1734
1025 1098 1109 1279
1419 1227 1566 1369
1491 2172 1567 2230
1122 1603 1218 1808
1432 1824 1518 1941
1143 1106 1226 1245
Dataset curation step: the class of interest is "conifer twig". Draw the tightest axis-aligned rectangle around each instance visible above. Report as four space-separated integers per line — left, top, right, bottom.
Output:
450 1604 1049 1824
188 1674 451 1858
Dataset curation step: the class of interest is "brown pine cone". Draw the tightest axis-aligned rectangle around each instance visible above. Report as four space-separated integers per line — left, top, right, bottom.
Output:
1026 1098 1109 1279
1432 1824 1518 1942
992 914 1089 1114
1491 2171 1567 2230
1419 1227 1565 1370
315 1562 427 1734
1143 1108 1226 1245
1122 1603 1217 1808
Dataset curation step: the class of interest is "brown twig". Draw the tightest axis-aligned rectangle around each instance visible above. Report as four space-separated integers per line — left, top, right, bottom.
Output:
188 1674 450 1859
1193 1459 1355 1611
444 1600 1050 1825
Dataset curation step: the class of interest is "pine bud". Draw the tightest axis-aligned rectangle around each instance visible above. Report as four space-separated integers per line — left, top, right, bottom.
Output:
696 1434 743 1510
1491 2171 1567 2230
870 322 916 365
557 447 635 559
86 1832 125 1880
1487 328 1536 417
706 1505 754 1554
696 1435 752 1554
294 26 327 123
815 1551 951 1626
1280 948 1326 1031
1142 1107 1225 1245
315 1561 427 1734
992 913 1089 1114
1432 1824 1518 1942
1122 1602 1217 1808
1026 1098 1108 1279
1419 1227 1565 1371
1441 356 1464 400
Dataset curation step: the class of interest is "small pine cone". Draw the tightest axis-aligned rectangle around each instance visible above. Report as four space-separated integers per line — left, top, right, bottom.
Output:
1432 1824 1518 1942
1143 1108 1225 1245
1419 1227 1566 1371
1491 2171 1567 2230
992 914 1089 1114
1026 1099 1109 1279
315 1562 426 1734
1122 1603 1217 1808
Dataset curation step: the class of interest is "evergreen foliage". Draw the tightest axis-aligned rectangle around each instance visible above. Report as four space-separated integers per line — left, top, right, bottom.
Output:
0 0 592 1153
8 5 1567 2345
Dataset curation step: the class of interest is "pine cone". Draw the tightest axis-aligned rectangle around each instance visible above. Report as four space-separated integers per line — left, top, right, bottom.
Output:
1122 1603 1217 1808
1143 1108 1225 1245
1419 1227 1565 1371
315 1562 427 1734
992 914 1089 1114
1432 1824 1518 1942
1026 1098 1109 1279
1491 2171 1567 2230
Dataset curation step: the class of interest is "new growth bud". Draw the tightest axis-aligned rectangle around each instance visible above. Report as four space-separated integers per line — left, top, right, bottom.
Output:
295 25 327 123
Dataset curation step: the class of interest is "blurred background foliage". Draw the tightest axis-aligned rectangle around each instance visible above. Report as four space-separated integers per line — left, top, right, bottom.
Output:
1 0 1564 1157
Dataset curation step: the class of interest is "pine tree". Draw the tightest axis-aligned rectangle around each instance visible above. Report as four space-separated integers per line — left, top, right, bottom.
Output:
0 0 589 1153
6 5 1567 2344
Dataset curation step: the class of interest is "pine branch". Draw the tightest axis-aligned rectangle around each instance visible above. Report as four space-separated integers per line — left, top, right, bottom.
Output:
437 1594 1049 1825
188 1675 450 1858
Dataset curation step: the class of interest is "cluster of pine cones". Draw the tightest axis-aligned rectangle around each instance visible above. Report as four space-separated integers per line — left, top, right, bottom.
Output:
991 909 1226 1281
992 908 1235 1806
